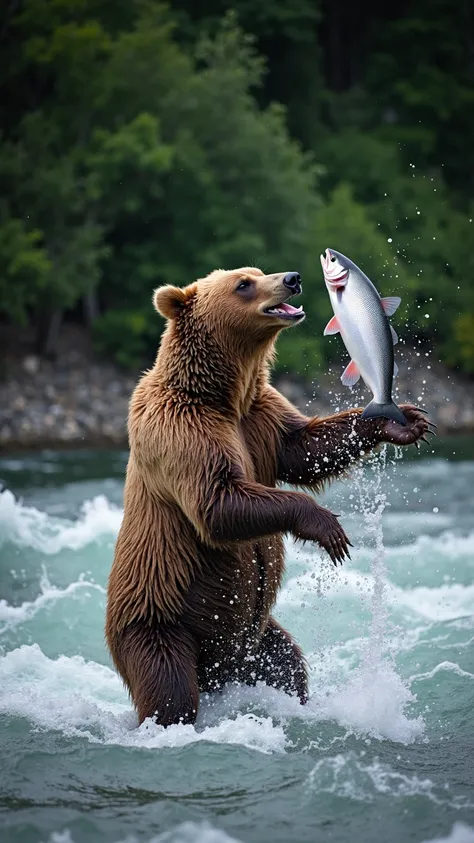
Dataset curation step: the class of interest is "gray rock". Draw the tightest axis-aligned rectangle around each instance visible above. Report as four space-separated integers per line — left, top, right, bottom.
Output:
22 355 40 375
0 345 473 450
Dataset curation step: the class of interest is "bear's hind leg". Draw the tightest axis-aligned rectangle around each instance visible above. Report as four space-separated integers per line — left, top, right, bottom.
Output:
119 621 200 727
252 617 308 704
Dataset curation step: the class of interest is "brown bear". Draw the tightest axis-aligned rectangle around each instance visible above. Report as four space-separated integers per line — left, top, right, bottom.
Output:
105 266 430 727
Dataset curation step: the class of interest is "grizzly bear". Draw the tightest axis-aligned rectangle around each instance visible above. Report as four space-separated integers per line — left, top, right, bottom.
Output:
105 266 430 726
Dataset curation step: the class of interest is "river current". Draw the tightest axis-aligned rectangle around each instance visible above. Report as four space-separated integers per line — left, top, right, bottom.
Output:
0 442 473 843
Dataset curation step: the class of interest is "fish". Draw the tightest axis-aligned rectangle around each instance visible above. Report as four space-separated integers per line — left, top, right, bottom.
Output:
320 247 406 426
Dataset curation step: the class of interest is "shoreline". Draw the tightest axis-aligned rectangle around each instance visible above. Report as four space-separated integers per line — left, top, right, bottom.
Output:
2 433 472 458
1 341 473 452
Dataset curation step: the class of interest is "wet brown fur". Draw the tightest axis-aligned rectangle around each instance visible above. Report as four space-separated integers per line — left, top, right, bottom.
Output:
105 266 388 726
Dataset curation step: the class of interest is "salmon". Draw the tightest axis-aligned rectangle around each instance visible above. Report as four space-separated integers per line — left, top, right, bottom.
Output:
320 248 406 426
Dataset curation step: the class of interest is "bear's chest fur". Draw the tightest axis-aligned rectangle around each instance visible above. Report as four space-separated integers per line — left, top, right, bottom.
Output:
169 411 285 687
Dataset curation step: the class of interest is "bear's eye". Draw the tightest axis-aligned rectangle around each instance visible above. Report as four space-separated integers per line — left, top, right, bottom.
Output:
236 279 251 292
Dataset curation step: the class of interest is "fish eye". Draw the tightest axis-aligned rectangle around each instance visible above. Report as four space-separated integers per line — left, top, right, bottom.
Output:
330 256 336 263
236 279 251 291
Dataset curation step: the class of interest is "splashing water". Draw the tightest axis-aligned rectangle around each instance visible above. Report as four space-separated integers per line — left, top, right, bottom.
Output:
316 447 424 742
355 447 391 663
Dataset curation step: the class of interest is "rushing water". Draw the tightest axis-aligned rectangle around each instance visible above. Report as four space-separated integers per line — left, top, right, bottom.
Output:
0 440 473 843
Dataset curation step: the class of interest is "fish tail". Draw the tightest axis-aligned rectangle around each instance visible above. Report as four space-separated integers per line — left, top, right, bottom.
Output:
361 400 407 426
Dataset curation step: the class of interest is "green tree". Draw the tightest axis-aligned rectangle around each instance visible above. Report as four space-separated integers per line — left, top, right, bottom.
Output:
0 215 51 324
0 0 471 376
90 13 321 366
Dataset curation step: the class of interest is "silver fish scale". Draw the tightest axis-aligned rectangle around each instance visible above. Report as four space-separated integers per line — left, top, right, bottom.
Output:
329 269 394 404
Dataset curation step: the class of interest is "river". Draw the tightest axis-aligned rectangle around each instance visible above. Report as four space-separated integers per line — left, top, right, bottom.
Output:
0 439 473 843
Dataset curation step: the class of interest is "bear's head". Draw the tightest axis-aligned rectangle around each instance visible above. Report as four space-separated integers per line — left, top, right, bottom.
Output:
153 267 305 350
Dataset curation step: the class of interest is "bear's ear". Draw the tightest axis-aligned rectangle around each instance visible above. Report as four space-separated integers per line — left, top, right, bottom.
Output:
153 284 196 320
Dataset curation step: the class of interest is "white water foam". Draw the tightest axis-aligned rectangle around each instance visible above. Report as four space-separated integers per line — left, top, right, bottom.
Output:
3 484 473 568
0 644 287 754
0 636 423 748
199 665 423 744
40 822 474 843
394 530 474 562
306 752 440 804
410 661 474 682
285 526 474 569
421 825 474 843
398 582 474 622
281 558 474 622
2 487 473 624
0 490 122 553
1 460 471 748
43 823 242 843
312 659 423 743
0 569 105 632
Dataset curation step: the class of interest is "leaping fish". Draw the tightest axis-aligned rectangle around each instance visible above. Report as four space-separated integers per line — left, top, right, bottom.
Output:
320 248 406 426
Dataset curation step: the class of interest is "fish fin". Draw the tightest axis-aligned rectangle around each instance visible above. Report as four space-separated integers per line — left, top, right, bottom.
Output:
323 315 340 336
361 400 406 426
390 324 399 345
393 361 399 377
381 296 401 316
341 359 361 387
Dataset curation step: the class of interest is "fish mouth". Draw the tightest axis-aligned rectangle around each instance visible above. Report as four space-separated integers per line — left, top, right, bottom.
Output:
325 270 349 290
262 294 305 321
320 249 349 290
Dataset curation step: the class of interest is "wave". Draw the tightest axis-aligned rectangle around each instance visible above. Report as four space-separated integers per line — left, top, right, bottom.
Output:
3 568 470 746
281 560 474 622
2 488 473 561
3 491 472 631
0 640 424 747
285 527 474 569
0 569 104 632
0 644 287 754
0 490 122 554
421 824 474 843
305 752 473 810
1 490 471 749
306 752 438 804
395 582 474 622
43 824 242 843
311 658 424 743
40 820 474 843
393 530 474 562
410 661 474 682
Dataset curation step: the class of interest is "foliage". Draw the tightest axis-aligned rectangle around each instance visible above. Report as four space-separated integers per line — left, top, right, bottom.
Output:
93 308 156 369
0 0 471 375
449 315 474 376
0 216 51 324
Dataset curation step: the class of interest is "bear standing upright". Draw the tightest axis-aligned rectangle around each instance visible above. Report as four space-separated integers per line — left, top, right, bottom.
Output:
105 267 430 726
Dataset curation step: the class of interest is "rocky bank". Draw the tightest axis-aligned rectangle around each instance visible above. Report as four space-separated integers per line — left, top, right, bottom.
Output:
0 335 473 451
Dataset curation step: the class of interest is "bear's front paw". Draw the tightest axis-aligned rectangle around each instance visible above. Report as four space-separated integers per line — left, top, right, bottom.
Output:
295 504 351 566
381 404 436 448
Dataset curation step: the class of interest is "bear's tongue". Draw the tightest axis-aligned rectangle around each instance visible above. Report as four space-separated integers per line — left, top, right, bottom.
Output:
269 302 303 315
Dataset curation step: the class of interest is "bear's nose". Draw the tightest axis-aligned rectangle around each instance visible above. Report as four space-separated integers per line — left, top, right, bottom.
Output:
283 272 302 293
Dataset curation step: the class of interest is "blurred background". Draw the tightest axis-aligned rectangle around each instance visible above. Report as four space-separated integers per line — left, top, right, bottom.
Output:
1 0 473 448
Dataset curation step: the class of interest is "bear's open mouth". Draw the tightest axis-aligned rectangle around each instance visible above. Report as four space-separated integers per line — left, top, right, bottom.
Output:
263 300 305 320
